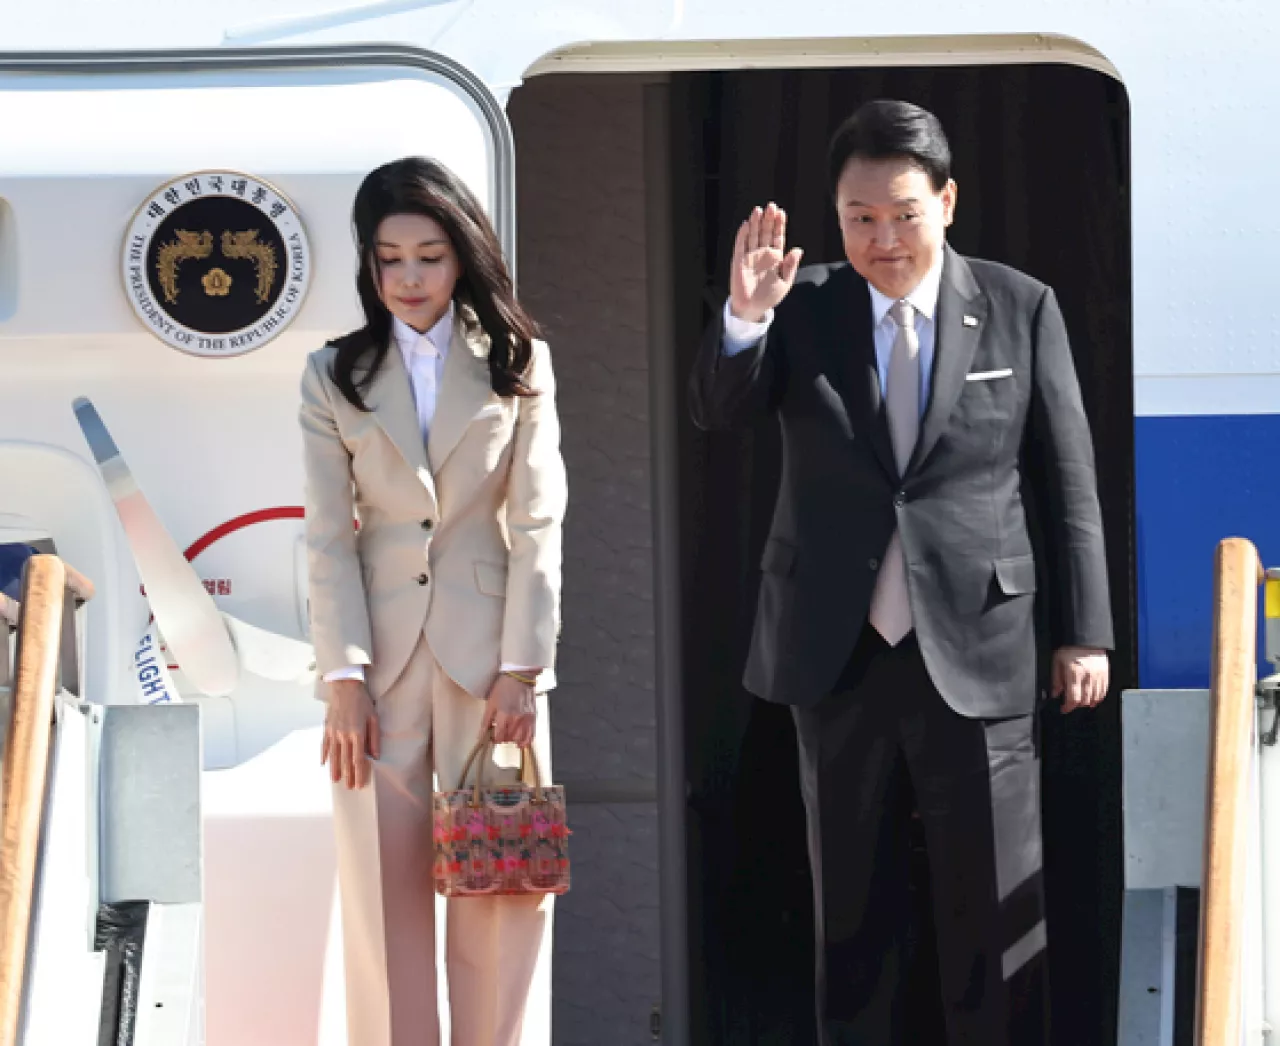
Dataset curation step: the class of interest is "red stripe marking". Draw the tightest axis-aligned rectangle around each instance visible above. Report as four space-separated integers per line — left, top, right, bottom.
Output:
143 505 310 668
183 506 305 561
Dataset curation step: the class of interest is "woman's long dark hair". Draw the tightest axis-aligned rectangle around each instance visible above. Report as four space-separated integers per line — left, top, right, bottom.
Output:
329 157 540 409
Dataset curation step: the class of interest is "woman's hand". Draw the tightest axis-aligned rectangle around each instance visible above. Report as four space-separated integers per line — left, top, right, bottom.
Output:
482 672 537 747
322 679 381 789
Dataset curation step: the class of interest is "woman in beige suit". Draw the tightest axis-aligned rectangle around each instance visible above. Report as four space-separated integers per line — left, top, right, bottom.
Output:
299 157 567 1046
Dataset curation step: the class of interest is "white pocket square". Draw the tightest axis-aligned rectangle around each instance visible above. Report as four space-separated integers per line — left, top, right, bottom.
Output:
472 403 505 420
965 368 1013 382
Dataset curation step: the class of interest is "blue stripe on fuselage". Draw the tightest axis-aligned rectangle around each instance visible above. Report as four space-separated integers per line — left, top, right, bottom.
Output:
1136 413 1280 689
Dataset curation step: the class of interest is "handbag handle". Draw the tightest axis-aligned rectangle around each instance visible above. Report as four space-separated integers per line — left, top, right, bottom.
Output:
455 733 546 808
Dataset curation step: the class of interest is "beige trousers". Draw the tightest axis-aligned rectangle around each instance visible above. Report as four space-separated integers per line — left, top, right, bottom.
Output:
331 633 554 1046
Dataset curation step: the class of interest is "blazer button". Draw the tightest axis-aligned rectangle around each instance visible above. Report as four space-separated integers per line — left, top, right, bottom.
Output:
894 491 907 508
421 519 434 531
416 573 429 586
868 557 880 571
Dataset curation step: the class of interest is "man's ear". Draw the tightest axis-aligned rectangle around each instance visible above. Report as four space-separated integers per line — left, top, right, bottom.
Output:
941 179 958 227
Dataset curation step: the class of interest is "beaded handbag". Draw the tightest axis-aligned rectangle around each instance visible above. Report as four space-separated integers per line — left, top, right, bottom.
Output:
432 736 571 897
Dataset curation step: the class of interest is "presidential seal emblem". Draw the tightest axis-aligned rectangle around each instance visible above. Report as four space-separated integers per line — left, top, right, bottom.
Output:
122 172 312 356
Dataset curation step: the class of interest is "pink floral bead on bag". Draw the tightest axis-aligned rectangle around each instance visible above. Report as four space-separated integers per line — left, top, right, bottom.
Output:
432 735 571 897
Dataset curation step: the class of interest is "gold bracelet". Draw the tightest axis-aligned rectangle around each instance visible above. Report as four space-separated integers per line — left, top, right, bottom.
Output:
502 669 538 686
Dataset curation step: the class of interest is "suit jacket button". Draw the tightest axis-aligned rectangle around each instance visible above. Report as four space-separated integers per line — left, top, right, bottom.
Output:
416 573 429 586
421 519 434 531
894 491 907 508
868 557 880 571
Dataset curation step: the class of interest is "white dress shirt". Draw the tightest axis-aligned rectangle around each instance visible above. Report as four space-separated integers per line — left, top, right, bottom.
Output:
395 307 453 442
720 253 945 415
322 306 539 686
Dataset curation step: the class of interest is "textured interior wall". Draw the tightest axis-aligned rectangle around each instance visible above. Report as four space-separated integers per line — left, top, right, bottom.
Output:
508 75 662 1046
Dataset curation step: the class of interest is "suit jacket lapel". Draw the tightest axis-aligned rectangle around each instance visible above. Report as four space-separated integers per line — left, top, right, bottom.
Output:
909 247 988 473
428 313 494 474
827 266 897 481
366 341 428 471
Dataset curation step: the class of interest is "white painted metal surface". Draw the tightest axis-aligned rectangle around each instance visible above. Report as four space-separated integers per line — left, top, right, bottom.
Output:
1 1 1277 419
24 701 107 1046
1123 690 1211 891
1120 695 1278 1042
1245 725 1267 1043
134 903 204 1046
0 52 519 1045
0 443 142 706
1259 721 1280 1040
2 1 1277 1041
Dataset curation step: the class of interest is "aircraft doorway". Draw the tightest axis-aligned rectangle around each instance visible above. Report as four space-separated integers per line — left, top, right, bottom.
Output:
509 58 1133 1046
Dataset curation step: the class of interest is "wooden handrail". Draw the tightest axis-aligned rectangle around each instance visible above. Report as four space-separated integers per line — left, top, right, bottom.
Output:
0 556 66 1046
0 571 89 634
1195 537 1264 1046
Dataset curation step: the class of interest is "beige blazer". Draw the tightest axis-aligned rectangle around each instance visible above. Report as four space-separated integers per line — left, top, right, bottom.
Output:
299 310 567 701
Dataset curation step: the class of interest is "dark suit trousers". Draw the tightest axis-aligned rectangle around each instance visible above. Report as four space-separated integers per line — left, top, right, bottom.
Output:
792 626 1048 1046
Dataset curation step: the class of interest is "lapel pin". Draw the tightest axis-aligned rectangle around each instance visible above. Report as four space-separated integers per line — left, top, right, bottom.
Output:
963 315 979 328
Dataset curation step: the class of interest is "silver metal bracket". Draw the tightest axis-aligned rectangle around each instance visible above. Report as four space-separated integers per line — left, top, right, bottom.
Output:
1259 677 1280 747
1261 568 1280 745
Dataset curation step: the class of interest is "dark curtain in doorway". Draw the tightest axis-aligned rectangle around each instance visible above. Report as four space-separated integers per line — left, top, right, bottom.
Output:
668 64 1133 1046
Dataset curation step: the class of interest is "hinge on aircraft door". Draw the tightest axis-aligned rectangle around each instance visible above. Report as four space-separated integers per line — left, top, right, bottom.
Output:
1259 685 1280 747
1257 569 1280 746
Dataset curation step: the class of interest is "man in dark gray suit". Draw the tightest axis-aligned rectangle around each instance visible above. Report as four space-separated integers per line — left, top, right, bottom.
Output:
689 100 1114 1045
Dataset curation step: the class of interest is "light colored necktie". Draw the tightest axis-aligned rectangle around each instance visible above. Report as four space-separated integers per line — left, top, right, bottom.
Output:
868 300 919 646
